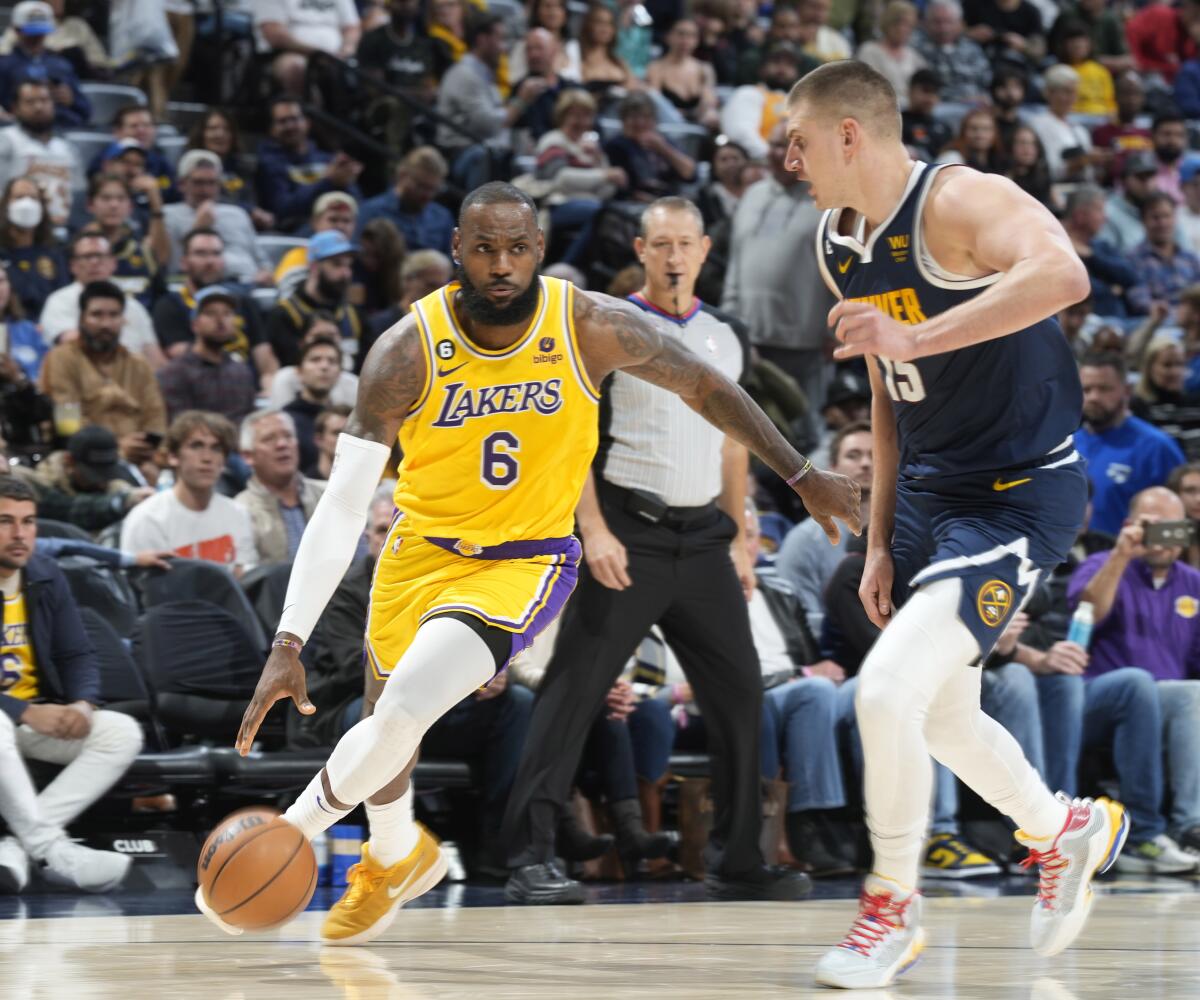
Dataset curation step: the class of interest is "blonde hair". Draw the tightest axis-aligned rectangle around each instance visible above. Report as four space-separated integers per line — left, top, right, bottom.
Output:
553 88 597 127
881 0 917 31
1136 337 1185 403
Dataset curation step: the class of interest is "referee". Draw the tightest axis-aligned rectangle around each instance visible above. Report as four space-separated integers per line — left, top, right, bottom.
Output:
502 197 811 904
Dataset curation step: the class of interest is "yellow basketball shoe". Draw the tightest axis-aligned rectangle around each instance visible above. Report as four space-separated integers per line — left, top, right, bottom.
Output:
322 825 448 947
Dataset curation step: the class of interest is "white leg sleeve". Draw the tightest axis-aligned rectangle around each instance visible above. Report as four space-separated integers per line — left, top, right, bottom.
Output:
285 617 494 840
924 666 1068 841
855 578 982 889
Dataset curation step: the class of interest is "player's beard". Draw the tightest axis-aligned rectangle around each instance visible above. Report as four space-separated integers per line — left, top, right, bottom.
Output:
455 264 540 327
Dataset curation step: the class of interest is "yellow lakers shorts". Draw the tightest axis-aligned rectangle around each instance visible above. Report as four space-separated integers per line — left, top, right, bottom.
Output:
364 513 581 684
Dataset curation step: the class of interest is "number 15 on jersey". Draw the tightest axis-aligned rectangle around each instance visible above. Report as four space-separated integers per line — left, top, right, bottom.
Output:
879 357 926 403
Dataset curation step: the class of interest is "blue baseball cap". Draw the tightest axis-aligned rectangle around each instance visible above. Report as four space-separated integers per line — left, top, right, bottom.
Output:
308 229 359 263
1182 155 1200 185
13 2 55 36
191 285 239 320
102 137 146 162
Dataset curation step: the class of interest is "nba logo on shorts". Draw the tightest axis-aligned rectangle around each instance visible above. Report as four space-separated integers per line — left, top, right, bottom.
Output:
976 580 1013 628
539 337 555 352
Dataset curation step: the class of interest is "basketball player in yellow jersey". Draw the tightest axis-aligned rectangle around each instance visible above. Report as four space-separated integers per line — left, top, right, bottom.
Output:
207 183 861 946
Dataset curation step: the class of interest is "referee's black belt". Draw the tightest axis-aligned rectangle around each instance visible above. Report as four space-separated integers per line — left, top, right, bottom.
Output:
598 479 719 530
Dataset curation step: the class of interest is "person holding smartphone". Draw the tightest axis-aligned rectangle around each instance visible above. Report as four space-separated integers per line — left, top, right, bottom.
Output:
1066 485 1200 873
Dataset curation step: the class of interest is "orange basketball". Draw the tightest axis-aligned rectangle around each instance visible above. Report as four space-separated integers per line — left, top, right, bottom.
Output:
197 807 317 932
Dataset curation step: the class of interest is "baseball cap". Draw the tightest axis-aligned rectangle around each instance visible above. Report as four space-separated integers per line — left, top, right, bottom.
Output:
313 191 359 218
191 284 239 319
102 137 146 162
308 229 359 263
1123 149 1159 177
177 148 222 180
13 2 55 36
1182 155 1200 185
823 371 871 411
67 426 121 483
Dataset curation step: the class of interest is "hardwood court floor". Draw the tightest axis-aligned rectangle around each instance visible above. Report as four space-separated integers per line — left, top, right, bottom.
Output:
1 880 1197 999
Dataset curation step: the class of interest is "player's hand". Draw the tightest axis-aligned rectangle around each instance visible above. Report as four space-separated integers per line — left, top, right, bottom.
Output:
1035 641 1089 676
829 300 918 363
582 524 632 590
731 541 756 601
236 643 315 755
793 468 862 545
859 548 895 630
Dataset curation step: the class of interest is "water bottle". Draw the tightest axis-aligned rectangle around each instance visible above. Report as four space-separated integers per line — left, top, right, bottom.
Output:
1067 601 1094 650
330 823 364 887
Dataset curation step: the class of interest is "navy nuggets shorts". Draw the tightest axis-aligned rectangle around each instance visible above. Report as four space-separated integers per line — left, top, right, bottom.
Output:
890 457 1089 660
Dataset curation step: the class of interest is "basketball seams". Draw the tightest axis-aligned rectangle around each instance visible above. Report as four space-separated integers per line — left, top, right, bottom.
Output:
217 826 314 921
202 819 282 902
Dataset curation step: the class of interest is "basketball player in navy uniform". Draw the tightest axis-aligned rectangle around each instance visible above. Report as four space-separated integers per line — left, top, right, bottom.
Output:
783 62 1130 989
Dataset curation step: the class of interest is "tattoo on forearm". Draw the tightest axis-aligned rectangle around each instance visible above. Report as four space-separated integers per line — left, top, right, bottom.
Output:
577 292 805 479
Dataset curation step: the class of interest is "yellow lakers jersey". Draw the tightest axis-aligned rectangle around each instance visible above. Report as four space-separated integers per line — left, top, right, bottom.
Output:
1 590 38 701
395 276 600 546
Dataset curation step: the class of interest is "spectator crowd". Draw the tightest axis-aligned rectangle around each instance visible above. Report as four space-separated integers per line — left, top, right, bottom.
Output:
0 0 1197 895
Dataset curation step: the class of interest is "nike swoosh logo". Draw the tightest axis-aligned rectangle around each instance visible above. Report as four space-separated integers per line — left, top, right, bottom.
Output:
837 258 852 274
437 362 469 377
387 868 422 899
992 477 1032 492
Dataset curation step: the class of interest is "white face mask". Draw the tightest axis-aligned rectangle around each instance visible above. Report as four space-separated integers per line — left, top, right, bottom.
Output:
7 196 42 230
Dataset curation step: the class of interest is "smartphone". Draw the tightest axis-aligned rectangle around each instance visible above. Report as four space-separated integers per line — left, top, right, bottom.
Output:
1142 520 1196 547
144 432 164 448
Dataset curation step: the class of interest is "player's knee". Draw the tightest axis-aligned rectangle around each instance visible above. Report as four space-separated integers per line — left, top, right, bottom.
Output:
854 663 910 731
369 693 428 753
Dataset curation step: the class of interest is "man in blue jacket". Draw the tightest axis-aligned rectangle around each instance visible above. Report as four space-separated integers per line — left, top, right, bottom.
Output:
0 477 142 893
0 1 90 128
255 97 362 233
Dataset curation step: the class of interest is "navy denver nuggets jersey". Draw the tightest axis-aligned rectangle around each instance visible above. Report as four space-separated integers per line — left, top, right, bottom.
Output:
817 162 1082 480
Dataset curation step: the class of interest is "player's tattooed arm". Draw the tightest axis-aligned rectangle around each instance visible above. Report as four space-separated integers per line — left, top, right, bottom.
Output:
575 290 862 540
345 315 427 446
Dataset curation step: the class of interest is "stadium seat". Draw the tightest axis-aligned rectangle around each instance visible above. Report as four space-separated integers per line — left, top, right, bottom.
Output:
59 554 141 639
238 562 292 639
133 557 269 653
158 134 187 169
80 83 148 126
35 517 93 541
132 600 266 743
64 130 118 172
255 235 308 270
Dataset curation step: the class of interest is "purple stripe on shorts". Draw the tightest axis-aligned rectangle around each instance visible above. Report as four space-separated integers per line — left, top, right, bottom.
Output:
425 535 581 561
506 557 579 664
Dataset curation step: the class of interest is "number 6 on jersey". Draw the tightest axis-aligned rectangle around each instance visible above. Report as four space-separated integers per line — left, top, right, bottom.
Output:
482 431 520 489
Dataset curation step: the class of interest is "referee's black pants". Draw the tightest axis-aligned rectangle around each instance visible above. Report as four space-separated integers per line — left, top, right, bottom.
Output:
502 492 765 876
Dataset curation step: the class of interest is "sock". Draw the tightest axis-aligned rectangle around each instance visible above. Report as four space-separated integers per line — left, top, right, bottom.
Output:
284 770 351 840
366 787 419 866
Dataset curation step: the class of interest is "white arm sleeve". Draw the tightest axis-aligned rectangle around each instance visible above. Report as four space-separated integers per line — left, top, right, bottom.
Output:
276 433 392 642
